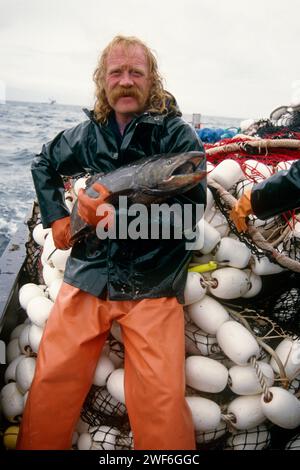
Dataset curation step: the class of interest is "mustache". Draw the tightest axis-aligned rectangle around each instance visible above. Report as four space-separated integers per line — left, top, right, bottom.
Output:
109 86 144 104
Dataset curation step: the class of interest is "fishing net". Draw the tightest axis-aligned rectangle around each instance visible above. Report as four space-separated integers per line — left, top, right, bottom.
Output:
24 201 43 284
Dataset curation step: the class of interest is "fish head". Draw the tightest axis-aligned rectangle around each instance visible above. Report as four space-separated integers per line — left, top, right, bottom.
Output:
136 151 206 195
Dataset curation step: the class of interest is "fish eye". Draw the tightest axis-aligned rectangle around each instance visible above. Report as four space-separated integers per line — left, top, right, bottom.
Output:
166 159 172 165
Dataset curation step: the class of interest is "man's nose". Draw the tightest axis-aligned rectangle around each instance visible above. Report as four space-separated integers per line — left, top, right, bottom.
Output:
119 72 134 87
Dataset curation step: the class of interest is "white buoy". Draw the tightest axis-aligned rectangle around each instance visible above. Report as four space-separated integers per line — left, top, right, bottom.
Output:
186 356 228 393
276 160 295 171
241 270 262 298
195 422 227 444
204 188 215 218
228 395 265 430
235 179 255 198
18 325 32 355
209 159 244 190
93 353 115 387
217 321 260 365
184 272 207 306
187 295 229 335
48 278 63 302
243 159 273 180
251 255 285 275
32 224 51 247
270 337 300 380
186 396 221 431
228 362 274 395
4 355 25 384
50 248 71 271
10 324 27 341
261 387 300 429
19 283 46 310
76 417 90 434
285 433 300 450
28 324 44 354
185 322 220 356
41 232 56 267
26 296 54 328
77 432 92 450
91 388 126 416
208 267 251 299
0 383 24 422
225 424 271 450
198 220 221 254
214 237 251 269
6 339 22 363
42 264 63 287
208 210 230 238
15 356 36 394
89 426 120 450
106 369 125 404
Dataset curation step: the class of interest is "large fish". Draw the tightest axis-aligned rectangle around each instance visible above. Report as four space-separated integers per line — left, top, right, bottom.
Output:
70 151 206 242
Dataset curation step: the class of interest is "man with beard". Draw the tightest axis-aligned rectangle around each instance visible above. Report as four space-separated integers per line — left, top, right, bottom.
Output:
17 36 206 450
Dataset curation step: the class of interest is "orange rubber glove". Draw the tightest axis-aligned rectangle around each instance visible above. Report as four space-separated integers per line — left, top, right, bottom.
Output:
229 189 253 232
77 182 114 229
51 216 73 250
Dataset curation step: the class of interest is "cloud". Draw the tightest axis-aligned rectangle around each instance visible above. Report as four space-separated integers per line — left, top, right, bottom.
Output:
1 0 300 117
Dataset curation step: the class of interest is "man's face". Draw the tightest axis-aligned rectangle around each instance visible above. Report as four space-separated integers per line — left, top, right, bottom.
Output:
104 44 152 117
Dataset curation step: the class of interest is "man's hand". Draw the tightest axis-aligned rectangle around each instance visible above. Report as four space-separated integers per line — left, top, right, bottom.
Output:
51 216 73 250
77 182 113 228
229 189 253 232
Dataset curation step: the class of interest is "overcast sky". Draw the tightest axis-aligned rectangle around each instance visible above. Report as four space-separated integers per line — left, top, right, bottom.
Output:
1 0 300 118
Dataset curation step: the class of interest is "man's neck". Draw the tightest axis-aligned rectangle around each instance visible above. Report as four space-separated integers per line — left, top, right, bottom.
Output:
115 113 134 135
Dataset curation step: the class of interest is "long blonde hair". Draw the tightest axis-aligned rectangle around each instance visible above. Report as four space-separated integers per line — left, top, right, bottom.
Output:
93 35 176 123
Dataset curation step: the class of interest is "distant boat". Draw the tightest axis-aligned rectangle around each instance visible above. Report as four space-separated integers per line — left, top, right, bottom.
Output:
48 98 56 105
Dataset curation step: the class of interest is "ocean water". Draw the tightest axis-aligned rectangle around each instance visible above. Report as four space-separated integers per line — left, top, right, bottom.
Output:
0 100 241 257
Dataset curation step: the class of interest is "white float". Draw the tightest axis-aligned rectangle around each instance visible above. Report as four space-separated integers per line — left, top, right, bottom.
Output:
243 159 273 180
209 159 244 190
228 362 274 395
32 224 51 247
187 295 229 335
251 255 285 275
19 283 46 310
228 395 265 430
4 355 25 384
261 387 300 429
106 369 125 404
6 339 22 363
92 353 115 387
225 424 270 450
42 264 63 287
18 325 32 355
241 270 262 298
26 296 54 328
270 337 300 380
185 356 228 393
15 356 36 394
198 220 221 254
0 382 24 422
214 237 251 269
28 324 44 354
184 272 207 305
216 321 260 365
208 267 251 299
48 278 63 302
186 396 221 431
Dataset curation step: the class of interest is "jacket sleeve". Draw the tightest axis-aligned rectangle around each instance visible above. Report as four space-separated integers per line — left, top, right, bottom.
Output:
31 122 91 228
251 159 300 219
